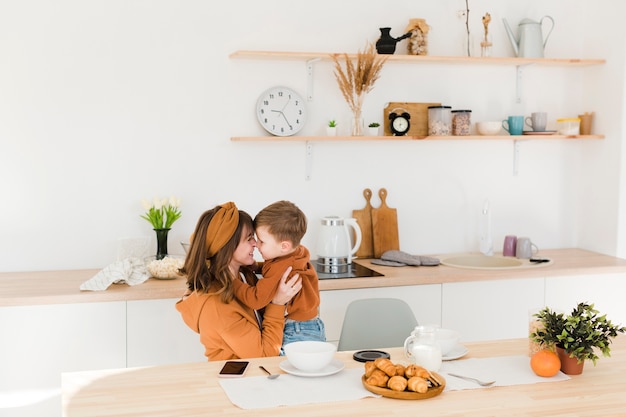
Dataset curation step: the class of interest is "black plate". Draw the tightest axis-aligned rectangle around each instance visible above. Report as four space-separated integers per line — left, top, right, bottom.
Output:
353 350 390 362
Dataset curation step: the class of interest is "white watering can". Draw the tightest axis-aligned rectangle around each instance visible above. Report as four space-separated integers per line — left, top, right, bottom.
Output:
503 16 555 58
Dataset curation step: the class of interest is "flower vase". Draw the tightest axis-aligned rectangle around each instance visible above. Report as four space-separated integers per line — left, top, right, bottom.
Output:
154 228 170 260
351 112 364 136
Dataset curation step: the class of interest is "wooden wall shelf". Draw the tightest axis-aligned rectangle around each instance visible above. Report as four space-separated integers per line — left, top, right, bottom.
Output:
229 50 606 67
231 135 605 142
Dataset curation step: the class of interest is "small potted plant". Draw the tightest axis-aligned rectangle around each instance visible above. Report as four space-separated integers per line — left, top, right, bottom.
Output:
530 302 626 374
326 119 337 136
368 122 380 136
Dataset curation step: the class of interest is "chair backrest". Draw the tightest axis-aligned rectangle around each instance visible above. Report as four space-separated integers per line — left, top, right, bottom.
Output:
337 298 418 351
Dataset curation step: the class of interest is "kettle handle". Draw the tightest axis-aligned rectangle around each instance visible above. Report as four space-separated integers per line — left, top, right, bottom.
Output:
344 218 362 261
540 15 555 48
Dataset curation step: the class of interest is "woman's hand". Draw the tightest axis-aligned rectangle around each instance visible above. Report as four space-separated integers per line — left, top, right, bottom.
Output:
272 266 302 305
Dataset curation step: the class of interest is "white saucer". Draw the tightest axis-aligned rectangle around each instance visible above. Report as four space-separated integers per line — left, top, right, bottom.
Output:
279 358 345 377
442 344 469 361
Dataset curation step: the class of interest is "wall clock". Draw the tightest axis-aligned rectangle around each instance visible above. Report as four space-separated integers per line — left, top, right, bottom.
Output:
388 109 411 136
256 86 307 136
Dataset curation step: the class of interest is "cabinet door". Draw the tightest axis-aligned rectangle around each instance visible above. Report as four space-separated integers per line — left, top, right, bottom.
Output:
442 278 545 342
127 299 206 367
0 302 126 417
319 285 442 345
545 273 626 325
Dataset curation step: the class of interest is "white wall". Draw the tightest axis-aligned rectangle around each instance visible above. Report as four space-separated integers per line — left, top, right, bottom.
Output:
1 0 625 272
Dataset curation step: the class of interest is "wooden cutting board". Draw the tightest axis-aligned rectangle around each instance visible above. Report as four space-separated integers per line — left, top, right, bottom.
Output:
371 188 400 258
352 188 374 258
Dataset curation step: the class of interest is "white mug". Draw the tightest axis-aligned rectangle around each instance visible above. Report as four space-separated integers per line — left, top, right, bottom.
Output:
516 237 538 259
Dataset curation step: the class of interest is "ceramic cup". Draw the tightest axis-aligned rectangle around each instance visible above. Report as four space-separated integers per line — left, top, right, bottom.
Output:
503 235 517 257
502 116 524 136
516 237 538 259
525 112 547 132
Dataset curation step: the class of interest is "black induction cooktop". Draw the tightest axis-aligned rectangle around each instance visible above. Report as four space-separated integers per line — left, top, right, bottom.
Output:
315 261 384 280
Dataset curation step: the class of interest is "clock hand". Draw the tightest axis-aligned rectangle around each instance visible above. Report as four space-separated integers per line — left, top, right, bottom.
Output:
280 112 292 129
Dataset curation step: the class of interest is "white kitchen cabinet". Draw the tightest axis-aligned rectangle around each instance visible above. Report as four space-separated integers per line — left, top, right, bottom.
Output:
441 277 545 343
126 298 207 367
319 284 441 345
545 273 626 326
0 302 126 417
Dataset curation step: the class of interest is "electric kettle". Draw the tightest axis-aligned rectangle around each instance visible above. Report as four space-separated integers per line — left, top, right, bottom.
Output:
503 16 554 58
316 216 362 274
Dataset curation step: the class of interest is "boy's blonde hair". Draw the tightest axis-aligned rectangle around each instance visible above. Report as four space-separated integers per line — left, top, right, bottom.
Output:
254 200 307 246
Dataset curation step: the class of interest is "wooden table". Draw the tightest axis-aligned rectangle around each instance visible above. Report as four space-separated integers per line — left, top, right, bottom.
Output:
62 336 626 417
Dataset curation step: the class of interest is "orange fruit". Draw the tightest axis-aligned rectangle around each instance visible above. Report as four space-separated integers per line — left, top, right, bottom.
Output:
530 349 561 377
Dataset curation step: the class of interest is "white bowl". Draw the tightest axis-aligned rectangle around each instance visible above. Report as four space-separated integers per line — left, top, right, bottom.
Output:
284 341 337 372
434 328 461 355
476 121 502 136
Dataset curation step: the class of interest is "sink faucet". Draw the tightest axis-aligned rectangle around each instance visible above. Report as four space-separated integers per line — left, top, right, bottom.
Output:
479 199 493 256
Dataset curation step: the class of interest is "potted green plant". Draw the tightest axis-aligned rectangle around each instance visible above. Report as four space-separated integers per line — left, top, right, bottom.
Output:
530 302 626 374
326 119 337 136
368 122 380 136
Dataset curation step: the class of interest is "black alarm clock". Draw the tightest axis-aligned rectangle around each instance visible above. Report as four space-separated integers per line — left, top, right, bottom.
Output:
389 110 411 136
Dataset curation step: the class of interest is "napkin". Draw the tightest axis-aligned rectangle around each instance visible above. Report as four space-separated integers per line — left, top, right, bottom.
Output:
218 368 379 409
80 258 150 291
440 355 570 391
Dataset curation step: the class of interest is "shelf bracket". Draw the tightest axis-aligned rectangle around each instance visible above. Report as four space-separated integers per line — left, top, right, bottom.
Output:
515 64 534 104
305 58 320 101
513 139 520 176
305 141 313 180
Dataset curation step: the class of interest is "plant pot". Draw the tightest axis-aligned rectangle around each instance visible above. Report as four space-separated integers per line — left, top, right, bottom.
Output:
326 127 337 136
368 127 380 136
556 346 585 375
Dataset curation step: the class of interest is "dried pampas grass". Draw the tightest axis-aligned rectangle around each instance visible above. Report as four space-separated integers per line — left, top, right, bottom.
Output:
331 43 387 134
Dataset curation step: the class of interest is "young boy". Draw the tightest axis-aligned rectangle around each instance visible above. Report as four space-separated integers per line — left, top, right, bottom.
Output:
231 200 326 346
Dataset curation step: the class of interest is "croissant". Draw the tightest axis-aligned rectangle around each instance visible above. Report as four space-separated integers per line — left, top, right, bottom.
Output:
365 369 390 387
374 358 397 377
387 375 408 392
407 376 429 393
364 361 377 378
404 364 429 379
394 363 406 378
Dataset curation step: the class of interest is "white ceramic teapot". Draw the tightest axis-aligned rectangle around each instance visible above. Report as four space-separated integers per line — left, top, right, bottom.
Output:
316 216 362 273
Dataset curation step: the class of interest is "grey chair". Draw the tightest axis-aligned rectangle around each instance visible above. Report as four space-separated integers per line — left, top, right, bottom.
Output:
337 298 419 351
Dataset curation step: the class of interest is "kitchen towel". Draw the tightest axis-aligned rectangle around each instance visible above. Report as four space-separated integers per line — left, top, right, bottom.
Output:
218 368 379 409
440 355 570 391
80 257 150 291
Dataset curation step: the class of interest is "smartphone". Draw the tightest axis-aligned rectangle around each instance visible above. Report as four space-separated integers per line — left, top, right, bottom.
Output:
218 361 249 378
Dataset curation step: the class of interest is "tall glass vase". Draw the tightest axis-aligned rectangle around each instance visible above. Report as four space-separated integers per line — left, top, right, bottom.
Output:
154 228 170 260
352 106 364 136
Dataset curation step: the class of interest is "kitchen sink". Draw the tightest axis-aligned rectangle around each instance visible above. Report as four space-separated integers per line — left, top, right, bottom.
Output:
441 254 552 270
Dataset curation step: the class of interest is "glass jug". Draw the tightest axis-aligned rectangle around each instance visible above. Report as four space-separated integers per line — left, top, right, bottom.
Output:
403 326 442 371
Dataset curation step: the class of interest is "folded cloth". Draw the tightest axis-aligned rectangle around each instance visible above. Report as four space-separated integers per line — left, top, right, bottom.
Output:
80 257 150 291
380 250 440 266
371 259 407 267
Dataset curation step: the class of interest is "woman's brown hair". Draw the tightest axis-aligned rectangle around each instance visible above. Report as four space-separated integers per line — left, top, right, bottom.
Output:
180 205 254 303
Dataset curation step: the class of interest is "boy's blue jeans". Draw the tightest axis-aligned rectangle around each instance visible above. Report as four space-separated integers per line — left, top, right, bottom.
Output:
280 316 326 355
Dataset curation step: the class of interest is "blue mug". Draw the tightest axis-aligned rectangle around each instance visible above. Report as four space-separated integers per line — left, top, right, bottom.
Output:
502 116 524 136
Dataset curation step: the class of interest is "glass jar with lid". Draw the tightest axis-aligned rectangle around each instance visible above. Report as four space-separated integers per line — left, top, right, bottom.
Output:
428 106 452 136
452 110 472 136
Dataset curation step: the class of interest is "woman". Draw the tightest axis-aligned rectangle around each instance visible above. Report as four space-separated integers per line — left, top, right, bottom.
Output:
176 202 302 360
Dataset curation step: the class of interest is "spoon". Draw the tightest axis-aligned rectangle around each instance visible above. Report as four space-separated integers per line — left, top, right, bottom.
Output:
259 365 280 379
447 373 495 386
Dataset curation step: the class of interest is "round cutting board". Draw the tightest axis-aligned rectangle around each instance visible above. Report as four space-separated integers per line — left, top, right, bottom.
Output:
361 373 446 400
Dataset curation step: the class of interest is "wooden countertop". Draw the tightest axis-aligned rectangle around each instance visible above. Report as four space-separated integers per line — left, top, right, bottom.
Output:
61 336 626 417
3 248 626 307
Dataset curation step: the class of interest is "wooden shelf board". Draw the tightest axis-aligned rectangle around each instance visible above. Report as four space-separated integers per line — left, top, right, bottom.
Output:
229 50 606 67
231 135 605 142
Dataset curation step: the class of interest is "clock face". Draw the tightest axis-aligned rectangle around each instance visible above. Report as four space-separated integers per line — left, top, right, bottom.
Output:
392 116 409 134
256 86 306 136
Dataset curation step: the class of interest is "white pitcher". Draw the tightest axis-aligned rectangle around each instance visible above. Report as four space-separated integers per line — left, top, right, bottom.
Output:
404 326 442 371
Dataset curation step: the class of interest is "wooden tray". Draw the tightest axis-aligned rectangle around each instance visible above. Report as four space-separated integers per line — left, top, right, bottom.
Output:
361 373 446 400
